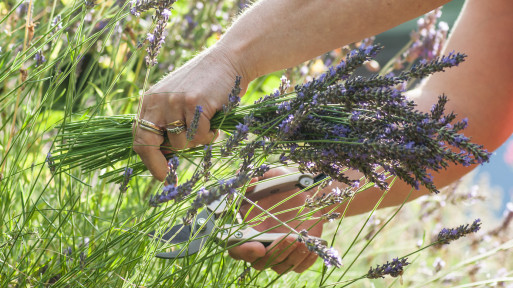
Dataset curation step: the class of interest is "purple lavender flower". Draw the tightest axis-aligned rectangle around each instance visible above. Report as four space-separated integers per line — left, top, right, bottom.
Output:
402 8 448 64
146 33 155 43
130 0 176 17
202 145 213 181
35 51 46 67
253 164 270 177
160 8 172 21
437 219 481 244
51 15 62 35
46 152 55 173
186 105 203 141
135 1 177 66
187 172 251 214
165 157 179 186
298 230 342 268
222 76 242 113
149 149 216 207
367 257 410 279
221 122 250 157
119 167 134 193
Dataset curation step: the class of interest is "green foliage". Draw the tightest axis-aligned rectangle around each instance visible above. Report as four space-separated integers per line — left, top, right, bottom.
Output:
0 1 511 287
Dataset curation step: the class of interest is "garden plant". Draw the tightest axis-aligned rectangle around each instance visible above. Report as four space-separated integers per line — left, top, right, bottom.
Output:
1 1 512 287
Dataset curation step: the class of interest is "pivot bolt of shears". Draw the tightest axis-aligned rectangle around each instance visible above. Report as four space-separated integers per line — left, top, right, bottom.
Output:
197 218 207 227
299 176 313 187
234 231 243 238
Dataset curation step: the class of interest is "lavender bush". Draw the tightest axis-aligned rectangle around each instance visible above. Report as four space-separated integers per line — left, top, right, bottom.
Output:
1 1 511 287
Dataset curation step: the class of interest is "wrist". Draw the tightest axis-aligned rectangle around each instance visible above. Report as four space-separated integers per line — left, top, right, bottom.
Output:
209 41 255 91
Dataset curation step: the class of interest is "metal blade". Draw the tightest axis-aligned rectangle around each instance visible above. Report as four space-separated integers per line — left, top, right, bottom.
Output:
154 209 215 259
149 224 192 244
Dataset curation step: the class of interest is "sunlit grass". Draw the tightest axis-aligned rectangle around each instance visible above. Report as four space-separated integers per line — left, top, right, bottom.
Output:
1 1 512 287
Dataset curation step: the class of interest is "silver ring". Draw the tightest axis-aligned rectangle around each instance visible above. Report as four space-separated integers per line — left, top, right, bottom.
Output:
166 126 186 134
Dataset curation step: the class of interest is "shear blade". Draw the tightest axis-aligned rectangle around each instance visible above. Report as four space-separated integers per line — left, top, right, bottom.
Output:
152 209 215 259
149 224 192 244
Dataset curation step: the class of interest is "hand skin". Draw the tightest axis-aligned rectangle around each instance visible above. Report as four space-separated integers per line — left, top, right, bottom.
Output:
134 0 513 274
133 46 249 181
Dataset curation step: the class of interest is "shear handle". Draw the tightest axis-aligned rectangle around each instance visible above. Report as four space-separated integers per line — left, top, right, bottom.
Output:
217 225 328 247
247 173 315 201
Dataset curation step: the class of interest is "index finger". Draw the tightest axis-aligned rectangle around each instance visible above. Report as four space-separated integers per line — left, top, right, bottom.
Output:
133 127 168 181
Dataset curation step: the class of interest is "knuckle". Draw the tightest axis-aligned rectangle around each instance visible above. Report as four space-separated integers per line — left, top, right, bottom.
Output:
184 91 201 108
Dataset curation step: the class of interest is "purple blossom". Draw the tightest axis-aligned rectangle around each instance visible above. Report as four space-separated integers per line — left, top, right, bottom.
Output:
165 157 179 186
51 15 62 35
298 230 342 268
161 8 172 21
119 167 134 193
141 2 177 66
34 51 46 67
221 122 250 156
146 33 155 43
367 257 410 279
130 0 176 17
223 76 242 113
46 152 55 173
186 105 203 141
437 219 482 244
402 8 448 65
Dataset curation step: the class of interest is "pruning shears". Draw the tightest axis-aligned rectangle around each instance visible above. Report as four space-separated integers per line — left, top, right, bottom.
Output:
149 173 328 259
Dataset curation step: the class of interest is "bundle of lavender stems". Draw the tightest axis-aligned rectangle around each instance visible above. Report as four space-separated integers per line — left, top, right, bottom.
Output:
51 45 490 195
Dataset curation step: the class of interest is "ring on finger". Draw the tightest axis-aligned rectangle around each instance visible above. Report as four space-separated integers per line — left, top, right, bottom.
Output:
167 125 186 134
167 120 186 127
138 119 165 136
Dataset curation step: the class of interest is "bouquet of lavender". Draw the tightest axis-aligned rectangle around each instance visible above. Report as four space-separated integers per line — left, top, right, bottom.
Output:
51 44 489 195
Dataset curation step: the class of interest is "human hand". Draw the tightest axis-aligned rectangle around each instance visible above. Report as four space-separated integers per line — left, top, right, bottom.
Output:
228 167 326 274
133 45 249 181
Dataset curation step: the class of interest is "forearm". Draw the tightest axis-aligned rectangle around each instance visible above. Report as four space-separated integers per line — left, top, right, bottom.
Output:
216 0 449 84
330 0 513 217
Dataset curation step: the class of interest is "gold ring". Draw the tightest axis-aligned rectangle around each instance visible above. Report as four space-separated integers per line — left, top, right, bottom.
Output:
138 119 165 136
140 125 165 135
167 126 186 134
167 120 186 127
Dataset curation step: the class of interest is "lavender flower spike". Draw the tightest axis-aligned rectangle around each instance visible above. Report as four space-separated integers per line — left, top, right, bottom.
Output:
298 230 342 268
143 2 177 66
367 257 410 279
186 106 203 141
46 152 56 173
119 167 134 193
130 0 176 17
437 219 481 244
35 51 46 67
222 76 242 113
